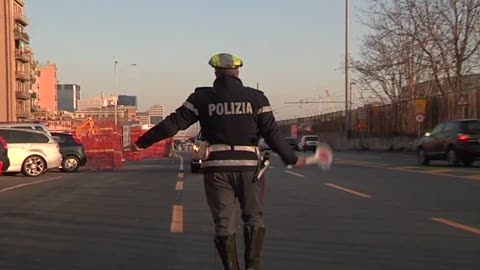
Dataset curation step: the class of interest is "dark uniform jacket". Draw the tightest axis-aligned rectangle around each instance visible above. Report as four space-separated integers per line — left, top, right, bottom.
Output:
135 75 298 172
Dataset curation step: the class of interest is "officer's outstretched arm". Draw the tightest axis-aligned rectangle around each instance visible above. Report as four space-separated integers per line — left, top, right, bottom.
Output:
135 100 198 149
257 95 298 166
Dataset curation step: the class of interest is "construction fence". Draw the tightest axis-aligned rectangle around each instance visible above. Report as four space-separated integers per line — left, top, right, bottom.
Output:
278 88 480 149
44 119 172 170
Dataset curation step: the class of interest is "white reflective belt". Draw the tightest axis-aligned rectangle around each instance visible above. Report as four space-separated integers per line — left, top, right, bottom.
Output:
201 160 259 167
183 101 199 116
208 144 258 153
258 106 273 114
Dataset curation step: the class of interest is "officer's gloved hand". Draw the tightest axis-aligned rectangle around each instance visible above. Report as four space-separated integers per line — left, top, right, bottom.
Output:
293 157 307 168
130 142 142 154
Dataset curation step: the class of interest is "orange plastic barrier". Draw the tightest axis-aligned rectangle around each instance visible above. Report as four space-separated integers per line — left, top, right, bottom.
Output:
43 120 172 170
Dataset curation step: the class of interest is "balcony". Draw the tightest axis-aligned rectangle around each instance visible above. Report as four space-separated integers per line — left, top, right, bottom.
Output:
31 92 38 99
14 29 29 43
15 70 30 81
31 105 41 113
15 50 30 63
14 0 25 6
14 13 29 26
16 111 32 119
16 90 31 100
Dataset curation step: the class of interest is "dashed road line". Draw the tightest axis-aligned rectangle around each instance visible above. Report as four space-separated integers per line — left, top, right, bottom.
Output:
325 183 372 198
170 154 185 233
284 170 304 178
335 160 480 181
431 218 480 235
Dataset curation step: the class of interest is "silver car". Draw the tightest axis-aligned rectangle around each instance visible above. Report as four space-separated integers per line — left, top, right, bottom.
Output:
0 128 62 177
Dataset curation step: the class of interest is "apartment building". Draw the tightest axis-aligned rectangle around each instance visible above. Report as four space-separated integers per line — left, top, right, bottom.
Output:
0 0 36 121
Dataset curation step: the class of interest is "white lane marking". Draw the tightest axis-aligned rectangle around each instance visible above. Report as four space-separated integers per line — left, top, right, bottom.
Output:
325 183 372 198
178 155 184 171
431 218 480 235
284 170 304 178
175 181 184 191
0 176 64 193
178 172 184 179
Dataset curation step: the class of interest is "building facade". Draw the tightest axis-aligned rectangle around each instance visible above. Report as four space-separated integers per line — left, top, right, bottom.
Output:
77 94 115 111
148 105 165 125
57 84 80 112
136 111 150 126
0 0 36 121
37 62 57 112
117 95 137 109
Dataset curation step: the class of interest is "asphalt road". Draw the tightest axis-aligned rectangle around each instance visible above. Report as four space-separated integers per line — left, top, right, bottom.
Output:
0 151 478 270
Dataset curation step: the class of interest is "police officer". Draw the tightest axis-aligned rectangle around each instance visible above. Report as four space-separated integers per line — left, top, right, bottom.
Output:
131 53 307 270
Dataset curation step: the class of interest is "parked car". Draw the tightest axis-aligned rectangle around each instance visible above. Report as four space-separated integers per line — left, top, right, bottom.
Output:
0 135 10 173
417 119 480 166
191 133 204 173
0 123 52 136
51 132 87 172
285 137 299 151
0 128 62 177
298 135 319 152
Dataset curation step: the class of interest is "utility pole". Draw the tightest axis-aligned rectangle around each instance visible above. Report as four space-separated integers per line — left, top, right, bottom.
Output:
345 0 351 132
114 61 118 126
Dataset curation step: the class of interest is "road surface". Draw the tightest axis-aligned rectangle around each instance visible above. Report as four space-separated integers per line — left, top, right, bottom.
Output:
0 151 478 270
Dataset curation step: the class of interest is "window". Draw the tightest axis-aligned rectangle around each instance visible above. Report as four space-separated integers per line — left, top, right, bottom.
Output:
464 121 480 134
443 122 459 132
431 123 445 134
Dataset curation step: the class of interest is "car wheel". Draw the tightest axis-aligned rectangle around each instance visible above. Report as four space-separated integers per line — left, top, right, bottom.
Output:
61 156 80 172
447 148 460 167
22 155 46 177
418 148 429 165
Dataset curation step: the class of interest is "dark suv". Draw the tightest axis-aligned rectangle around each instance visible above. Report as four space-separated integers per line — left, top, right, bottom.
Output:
51 132 87 172
417 119 480 166
0 135 9 172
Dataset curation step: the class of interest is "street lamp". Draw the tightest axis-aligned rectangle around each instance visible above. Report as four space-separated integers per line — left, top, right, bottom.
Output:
345 0 351 132
113 61 137 126
114 61 118 126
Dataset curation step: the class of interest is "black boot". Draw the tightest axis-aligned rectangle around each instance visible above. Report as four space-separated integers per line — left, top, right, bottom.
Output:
214 234 240 270
243 226 266 270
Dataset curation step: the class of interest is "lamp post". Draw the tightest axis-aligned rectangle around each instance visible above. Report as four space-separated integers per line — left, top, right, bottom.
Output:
113 61 118 126
345 0 351 133
113 61 137 126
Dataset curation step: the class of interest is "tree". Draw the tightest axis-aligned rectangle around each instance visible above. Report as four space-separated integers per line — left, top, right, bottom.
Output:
354 0 480 101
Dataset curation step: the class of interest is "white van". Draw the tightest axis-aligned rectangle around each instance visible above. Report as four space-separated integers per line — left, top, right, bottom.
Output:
298 135 319 152
0 128 62 177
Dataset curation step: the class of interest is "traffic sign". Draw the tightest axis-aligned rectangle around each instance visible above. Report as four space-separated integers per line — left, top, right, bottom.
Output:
456 95 469 106
357 107 366 120
415 114 425 123
414 99 427 115
357 120 367 130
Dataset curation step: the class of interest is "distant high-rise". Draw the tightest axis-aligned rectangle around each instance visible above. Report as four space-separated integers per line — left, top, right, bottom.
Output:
117 95 137 109
148 105 165 125
57 84 80 112
37 62 57 112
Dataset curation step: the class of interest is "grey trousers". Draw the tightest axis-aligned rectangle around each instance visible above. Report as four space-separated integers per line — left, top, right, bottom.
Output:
203 171 264 237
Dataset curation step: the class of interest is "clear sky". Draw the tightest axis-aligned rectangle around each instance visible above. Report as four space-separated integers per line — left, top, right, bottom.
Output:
26 0 370 119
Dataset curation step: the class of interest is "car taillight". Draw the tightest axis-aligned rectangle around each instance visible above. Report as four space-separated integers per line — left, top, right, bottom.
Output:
458 134 471 142
0 137 7 150
193 145 199 152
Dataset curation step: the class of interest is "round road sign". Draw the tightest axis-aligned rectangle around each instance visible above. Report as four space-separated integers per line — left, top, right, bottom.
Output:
415 114 425 123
